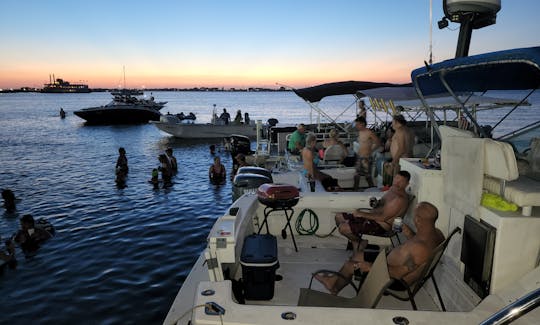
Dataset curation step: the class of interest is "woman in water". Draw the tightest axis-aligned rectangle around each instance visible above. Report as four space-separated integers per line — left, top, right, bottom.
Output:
209 156 226 184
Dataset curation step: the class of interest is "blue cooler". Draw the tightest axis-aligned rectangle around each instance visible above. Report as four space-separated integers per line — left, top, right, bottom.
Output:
240 234 279 300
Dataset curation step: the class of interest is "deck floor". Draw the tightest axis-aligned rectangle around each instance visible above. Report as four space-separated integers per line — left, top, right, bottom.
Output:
241 234 441 311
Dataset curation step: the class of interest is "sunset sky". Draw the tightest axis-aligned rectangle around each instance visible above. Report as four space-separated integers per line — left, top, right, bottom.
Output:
1 0 539 89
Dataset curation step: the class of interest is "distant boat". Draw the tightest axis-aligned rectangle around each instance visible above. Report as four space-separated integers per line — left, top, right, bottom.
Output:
110 66 143 96
41 74 90 93
110 88 144 96
73 93 167 125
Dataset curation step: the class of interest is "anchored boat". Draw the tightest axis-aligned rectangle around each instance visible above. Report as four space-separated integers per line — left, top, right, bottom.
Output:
74 93 166 125
165 2 540 324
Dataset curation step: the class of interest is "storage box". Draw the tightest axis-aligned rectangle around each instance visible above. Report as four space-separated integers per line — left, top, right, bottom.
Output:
240 234 279 300
207 216 236 263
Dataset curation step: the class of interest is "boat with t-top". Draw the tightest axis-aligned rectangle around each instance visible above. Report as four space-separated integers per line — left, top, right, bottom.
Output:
164 1 540 324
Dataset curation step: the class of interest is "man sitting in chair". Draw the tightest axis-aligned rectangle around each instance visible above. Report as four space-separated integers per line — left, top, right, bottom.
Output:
335 170 411 249
316 201 445 295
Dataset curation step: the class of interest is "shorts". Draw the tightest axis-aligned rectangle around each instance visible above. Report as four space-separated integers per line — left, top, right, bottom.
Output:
343 213 388 236
355 157 373 177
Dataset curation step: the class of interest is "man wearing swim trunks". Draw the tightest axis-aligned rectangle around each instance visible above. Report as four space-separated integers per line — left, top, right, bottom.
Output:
353 117 381 189
316 202 444 295
335 170 410 248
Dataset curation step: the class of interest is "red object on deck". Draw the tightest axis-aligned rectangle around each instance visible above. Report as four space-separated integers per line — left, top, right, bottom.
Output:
257 183 300 208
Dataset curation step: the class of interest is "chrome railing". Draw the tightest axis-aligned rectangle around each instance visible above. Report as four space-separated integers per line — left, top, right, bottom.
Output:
479 287 540 325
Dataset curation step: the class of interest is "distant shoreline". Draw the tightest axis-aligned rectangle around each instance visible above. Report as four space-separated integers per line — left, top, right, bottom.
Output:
0 86 291 93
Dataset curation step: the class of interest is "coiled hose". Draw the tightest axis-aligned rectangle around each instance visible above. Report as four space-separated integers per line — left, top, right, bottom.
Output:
295 208 337 238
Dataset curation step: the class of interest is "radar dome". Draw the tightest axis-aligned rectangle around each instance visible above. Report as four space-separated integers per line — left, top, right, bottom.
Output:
446 0 501 15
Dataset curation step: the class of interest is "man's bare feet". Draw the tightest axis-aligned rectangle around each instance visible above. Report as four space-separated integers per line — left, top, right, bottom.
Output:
313 272 338 295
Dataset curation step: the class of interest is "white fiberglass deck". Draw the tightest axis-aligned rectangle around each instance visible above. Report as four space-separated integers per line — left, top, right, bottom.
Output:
238 233 440 311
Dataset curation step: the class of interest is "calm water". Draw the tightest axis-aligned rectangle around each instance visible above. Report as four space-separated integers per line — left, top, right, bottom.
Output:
0 90 538 324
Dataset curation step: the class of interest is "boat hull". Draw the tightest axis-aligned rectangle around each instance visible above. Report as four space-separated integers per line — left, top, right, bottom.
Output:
151 121 258 138
74 106 161 125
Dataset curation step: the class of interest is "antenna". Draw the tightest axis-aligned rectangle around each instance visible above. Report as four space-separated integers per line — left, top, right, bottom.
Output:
429 0 433 65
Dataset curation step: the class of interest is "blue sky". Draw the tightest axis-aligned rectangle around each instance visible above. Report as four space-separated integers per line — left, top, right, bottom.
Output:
1 0 539 88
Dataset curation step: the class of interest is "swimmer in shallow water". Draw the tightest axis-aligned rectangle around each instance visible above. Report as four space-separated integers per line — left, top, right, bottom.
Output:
14 214 53 255
0 235 16 270
165 148 178 172
151 168 159 189
209 156 226 184
2 189 16 212
115 147 128 187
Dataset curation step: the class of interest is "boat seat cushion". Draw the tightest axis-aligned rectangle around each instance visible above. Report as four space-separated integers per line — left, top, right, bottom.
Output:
484 175 540 207
483 139 519 181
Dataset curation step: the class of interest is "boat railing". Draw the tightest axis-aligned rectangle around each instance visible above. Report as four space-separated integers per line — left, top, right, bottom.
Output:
479 287 540 325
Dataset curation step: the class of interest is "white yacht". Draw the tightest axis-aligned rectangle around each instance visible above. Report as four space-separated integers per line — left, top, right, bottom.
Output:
164 2 540 324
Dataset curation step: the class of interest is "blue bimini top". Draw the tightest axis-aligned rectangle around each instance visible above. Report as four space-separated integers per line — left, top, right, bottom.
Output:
411 46 540 96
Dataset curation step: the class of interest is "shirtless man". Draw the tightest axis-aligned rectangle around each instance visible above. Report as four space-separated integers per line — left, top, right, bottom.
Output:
389 115 414 175
335 170 410 248
317 201 444 295
354 116 381 189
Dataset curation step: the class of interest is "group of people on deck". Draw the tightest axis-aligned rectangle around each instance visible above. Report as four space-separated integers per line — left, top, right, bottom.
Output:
217 108 250 126
285 109 443 296
287 112 415 191
309 168 445 296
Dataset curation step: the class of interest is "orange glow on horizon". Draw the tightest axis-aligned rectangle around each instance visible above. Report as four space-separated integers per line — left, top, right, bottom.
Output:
0 58 415 89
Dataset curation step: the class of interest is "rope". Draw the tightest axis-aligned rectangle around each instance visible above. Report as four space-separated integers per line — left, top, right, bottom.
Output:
168 303 224 325
295 208 337 238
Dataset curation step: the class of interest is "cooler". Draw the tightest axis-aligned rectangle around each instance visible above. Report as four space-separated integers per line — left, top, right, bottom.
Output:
240 234 279 300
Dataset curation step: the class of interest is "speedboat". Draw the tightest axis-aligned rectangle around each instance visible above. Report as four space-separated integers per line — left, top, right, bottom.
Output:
164 2 540 324
151 109 259 139
74 93 166 125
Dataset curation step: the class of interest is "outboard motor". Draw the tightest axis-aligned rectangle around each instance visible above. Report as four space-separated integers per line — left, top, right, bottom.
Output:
230 135 252 157
232 173 272 202
238 166 273 182
267 118 279 127
230 134 253 172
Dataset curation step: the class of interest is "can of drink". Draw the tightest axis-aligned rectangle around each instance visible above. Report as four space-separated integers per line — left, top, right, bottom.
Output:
309 180 316 192
369 197 378 208
392 217 403 232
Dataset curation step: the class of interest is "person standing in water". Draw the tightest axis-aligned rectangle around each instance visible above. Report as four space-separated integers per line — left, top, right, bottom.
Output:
2 189 16 212
209 156 226 184
158 154 173 188
165 148 178 172
115 147 128 186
